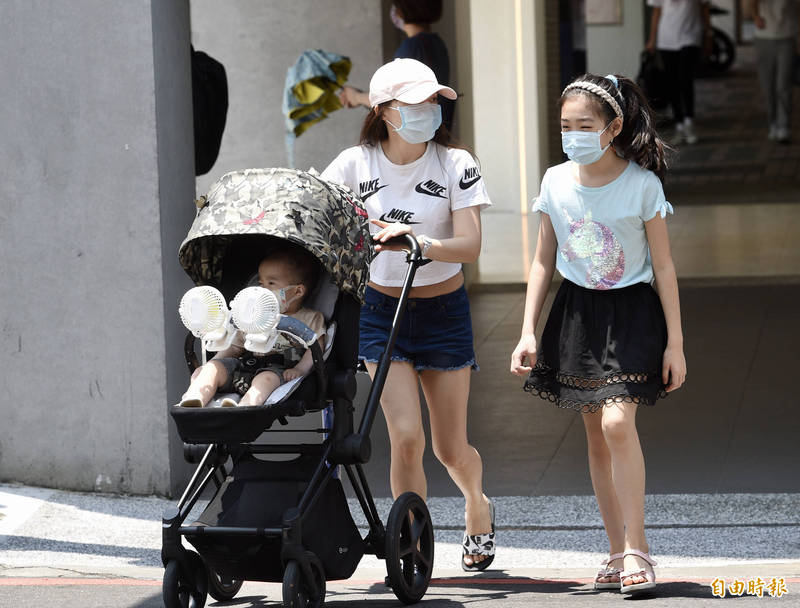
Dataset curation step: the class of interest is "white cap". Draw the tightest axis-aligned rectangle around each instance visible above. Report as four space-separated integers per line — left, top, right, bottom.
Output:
368 58 457 107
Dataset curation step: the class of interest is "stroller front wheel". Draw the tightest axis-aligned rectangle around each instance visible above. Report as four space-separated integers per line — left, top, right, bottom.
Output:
205 563 243 602
282 553 326 608
385 491 434 605
163 554 208 608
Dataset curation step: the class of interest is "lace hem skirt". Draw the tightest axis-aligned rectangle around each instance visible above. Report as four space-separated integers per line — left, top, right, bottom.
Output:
524 279 668 413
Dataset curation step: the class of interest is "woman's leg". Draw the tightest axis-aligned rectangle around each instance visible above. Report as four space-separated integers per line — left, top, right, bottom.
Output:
419 366 491 566
582 410 625 578
181 360 229 406
678 46 699 121
239 370 282 406
365 361 427 500
600 401 650 585
659 50 684 123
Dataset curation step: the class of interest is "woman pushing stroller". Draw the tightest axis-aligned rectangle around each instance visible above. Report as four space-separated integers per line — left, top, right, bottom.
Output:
322 58 496 570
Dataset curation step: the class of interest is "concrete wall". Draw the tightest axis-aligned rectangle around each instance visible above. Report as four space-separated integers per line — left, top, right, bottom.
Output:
0 1 195 494
586 0 645 79
191 0 383 197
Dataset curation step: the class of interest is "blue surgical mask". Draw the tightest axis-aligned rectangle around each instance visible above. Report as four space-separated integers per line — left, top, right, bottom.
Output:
561 123 613 165
386 103 442 144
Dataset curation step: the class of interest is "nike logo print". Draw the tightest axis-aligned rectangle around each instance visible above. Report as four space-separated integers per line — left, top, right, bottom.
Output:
460 167 482 190
361 184 388 200
414 180 447 198
378 211 421 224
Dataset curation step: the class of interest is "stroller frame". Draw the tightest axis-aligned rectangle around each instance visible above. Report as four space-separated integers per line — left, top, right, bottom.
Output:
162 235 434 607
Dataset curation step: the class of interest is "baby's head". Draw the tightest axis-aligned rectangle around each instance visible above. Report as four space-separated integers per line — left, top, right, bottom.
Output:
257 244 320 313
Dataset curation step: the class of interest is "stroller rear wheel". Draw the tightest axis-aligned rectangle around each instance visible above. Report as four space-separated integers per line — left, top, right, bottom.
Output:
163 553 208 608
282 552 326 608
205 563 243 602
385 492 434 605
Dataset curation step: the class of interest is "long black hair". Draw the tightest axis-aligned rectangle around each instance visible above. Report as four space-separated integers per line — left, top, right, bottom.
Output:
559 73 670 184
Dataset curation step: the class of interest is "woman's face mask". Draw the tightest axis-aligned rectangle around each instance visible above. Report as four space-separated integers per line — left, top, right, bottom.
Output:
561 123 613 165
385 102 442 144
390 4 405 30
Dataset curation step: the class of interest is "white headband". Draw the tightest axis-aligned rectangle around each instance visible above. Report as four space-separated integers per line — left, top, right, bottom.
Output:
562 81 624 121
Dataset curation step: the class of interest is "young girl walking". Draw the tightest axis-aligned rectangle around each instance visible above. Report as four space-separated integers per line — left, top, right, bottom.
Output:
510 73 686 595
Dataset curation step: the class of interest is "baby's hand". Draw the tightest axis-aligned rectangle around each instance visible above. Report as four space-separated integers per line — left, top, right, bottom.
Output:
283 367 302 381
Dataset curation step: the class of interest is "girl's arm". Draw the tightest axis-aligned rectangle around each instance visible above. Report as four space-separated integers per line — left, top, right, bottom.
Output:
645 215 686 392
371 205 482 263
510 214 558 376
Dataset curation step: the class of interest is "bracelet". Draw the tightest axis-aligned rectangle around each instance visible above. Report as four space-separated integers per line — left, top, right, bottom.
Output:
418 234 433 258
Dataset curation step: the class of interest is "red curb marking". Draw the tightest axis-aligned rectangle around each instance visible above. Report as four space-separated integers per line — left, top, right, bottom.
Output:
1 576 798 587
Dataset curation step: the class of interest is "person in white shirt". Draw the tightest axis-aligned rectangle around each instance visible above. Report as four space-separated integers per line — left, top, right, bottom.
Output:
322 58 496 571
748 0 800 142
646 0 712 144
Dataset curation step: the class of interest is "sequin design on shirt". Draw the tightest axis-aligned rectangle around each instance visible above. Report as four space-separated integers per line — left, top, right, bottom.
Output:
560 209 625 289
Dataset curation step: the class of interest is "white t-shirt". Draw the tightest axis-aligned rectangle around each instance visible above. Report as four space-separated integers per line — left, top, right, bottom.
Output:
532 161 673 290
648 0 709 50
753 0 798 39
321 142 491 287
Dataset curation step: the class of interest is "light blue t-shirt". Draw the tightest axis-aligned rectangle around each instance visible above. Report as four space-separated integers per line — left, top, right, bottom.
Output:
532 160 673 290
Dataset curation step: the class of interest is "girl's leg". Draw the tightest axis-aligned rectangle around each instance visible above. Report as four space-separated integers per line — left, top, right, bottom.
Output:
600 402 650 585
365 361 427 500
181 360 229 406
419 366 491 566
581 410 625 578
239 370 282 406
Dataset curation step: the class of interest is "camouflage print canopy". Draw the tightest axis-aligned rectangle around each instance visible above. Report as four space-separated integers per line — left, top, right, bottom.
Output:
179 168 372 302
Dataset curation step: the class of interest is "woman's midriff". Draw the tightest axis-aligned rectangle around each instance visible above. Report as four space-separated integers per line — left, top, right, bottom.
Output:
368 271 464 299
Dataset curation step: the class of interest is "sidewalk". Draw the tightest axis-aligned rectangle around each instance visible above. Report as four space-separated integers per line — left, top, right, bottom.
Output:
1 483 798 605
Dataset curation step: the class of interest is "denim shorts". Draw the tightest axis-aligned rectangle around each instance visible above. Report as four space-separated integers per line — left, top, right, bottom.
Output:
359 285 478 371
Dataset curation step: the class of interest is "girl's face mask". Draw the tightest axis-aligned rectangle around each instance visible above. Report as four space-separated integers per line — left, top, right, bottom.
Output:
270 284 301 313
561 122 613 165
385 102 442 144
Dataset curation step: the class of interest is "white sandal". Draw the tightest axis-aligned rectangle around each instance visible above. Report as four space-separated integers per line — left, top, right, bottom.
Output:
620 549 657 595
593 552 624 590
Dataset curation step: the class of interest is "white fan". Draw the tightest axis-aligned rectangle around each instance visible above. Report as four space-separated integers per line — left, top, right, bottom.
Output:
178 286 236 362
230 287 281 353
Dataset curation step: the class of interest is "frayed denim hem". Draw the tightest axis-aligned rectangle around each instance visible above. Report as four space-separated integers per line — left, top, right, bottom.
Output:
359 356 479 372
414 359 479 372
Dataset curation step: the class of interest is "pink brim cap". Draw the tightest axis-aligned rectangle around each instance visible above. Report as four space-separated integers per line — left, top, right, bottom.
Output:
368 58 458 107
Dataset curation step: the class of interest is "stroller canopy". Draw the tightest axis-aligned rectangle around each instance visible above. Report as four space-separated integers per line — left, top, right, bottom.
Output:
179 168 372 301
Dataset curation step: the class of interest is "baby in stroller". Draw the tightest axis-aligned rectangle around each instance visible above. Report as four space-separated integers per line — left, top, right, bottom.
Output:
179 243 325 408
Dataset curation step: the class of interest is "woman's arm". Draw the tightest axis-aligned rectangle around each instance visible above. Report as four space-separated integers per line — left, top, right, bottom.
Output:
645 215 686 392
371 205 483 264
645 6 661 52
510 214 557 375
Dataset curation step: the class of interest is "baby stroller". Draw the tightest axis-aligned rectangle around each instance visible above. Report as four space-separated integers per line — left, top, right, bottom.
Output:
162 168 434 607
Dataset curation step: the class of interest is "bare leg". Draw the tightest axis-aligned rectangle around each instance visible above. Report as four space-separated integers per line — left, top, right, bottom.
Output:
239 370 282 406
420 367 491 566
601 402 650 585
582 410 625 580
181 360 229 406
365 361 427 501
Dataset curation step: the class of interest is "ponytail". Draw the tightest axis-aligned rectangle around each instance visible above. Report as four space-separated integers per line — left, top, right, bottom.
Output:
559 73 671 184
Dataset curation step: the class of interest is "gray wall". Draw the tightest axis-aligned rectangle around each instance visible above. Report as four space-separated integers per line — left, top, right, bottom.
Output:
191 0 383 197
0 1 195 495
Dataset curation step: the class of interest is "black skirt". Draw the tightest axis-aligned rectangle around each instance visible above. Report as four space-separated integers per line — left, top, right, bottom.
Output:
524 279 668 413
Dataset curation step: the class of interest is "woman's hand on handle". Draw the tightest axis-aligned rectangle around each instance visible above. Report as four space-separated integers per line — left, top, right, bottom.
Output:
510 333 538 376
370 219 414 252
662 344 686 392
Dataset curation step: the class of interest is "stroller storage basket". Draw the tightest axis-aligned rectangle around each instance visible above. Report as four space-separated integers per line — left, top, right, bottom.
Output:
185 453 363 582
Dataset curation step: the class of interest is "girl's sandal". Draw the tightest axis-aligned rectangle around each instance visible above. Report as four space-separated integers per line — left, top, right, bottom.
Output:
619 549 657 595
593 552 624 590
461 498 495 572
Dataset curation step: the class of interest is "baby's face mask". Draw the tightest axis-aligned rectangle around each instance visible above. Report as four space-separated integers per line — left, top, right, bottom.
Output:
269 284 301 313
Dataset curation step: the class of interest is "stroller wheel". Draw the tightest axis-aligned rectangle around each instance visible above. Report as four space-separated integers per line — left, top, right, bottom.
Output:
282 552 326 608
205 563 243 602
385 492 434 605
163 553 208 608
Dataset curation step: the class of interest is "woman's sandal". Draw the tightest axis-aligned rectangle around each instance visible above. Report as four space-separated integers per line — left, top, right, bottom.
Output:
461 498 495 572
593 552 624 591
619 549 657 595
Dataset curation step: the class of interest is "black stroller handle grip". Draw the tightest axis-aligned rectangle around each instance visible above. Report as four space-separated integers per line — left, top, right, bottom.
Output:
382 233 422 257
